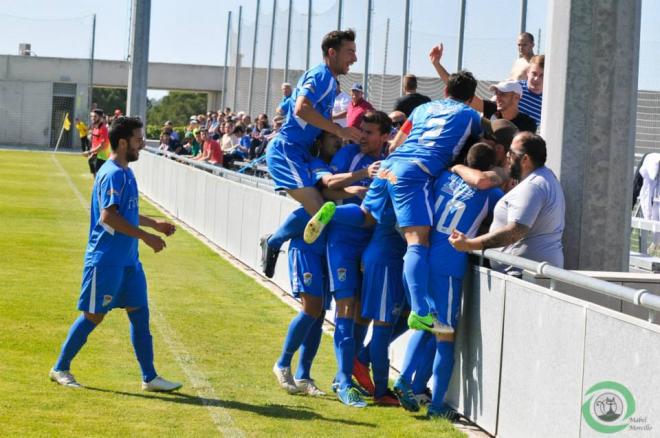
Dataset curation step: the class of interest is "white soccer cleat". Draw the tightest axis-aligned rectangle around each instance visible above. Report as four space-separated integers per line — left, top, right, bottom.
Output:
142 376 183 392
49 369 83 388
273 363 300 394
295 378 326 396
432 321 455 335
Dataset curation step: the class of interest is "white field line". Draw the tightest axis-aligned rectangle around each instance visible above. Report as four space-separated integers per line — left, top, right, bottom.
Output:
52 154 243 437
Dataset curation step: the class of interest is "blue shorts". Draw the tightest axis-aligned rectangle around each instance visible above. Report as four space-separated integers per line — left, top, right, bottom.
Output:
266 136 316 190
428 275 462 328
361 160 434 228
288 246 331 310
326 229 370 300
77 263 148 314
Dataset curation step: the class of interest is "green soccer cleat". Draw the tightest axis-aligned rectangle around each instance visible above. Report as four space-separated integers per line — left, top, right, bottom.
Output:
303 202 336 244
407 312 435 332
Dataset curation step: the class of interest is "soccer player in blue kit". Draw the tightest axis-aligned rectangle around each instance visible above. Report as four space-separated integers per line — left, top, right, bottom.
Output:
323 111 390 407
49 117 182 392
305 71 482 335
260 29 362 278
393 143 503 417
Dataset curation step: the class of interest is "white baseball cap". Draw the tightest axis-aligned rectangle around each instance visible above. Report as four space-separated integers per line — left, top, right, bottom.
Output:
489 80 523 97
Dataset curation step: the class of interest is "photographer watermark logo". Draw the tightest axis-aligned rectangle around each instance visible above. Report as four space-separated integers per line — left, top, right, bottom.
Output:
582 381 652 434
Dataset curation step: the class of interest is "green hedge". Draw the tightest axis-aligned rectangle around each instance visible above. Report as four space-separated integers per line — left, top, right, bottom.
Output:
146 125 186 140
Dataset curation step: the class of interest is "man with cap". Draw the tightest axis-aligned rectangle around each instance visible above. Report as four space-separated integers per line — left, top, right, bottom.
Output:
482 80 537 133
346 83 375 129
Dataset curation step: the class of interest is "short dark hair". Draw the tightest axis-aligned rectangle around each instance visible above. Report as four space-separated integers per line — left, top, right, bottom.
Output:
321 29 356 57
466 142 496 171
109 116 143 151
362 110 392 135
446 70 477 102
529 54 544 69
403 74 417 91
516 132 547 167
92 108 104 117
520 32 534 44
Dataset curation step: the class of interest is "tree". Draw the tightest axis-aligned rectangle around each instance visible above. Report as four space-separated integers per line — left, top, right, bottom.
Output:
146 91 207 126
92 88 127 115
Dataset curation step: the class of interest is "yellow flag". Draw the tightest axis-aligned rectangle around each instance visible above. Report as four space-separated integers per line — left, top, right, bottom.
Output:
63 113 71 131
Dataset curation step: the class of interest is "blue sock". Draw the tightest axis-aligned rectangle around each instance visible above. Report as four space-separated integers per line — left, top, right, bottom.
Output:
400 330 432 382
267 207 310 249
333 204 365 227
370 325 393 397
277 311 316 369
353 322 368 357
54 314 97 371
334 317 355 390
412 336 436 394
128 307 157 382
390 314 409 344
294 315 324 380
403 244 431 316
430 341 455 411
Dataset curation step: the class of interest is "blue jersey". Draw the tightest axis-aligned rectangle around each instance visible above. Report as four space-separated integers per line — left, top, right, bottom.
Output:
84 160 140 266
278 63 337 149
430 170 503 276
329 144 382 239
278 95 294 116
389 99 481 177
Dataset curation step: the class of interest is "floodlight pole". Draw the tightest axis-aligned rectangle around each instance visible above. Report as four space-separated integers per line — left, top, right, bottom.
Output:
126 0 151 122
248 0 261 116
221 11 231 110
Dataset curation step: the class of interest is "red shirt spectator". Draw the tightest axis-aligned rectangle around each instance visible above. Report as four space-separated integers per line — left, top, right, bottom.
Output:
204 139 223 165
346 83 374 128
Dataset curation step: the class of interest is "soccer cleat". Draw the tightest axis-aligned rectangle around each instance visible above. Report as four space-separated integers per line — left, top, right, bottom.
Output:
294 378 326 396
407 312 435 332
393 376 420 412
427 405 460 421
415 387 433 406
337 386 367 408
331 378 370 397
407 312 455 335
49 369 82 388
273 363 300 394
259 234 280 278
374 389 401 407
303 202 336 244
352 358 375 396
142 376 183 392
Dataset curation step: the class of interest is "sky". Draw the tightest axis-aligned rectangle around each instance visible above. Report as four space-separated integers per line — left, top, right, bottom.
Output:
1 0 659 99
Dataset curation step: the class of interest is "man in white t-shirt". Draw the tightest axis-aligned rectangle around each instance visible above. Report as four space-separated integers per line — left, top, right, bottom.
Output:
332 81 351 127
449 132 565 271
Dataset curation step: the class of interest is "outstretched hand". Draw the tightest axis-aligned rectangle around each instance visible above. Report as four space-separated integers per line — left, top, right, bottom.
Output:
428 43 444 65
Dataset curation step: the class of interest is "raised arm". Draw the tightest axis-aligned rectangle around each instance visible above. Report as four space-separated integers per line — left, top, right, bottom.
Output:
429 43 484 113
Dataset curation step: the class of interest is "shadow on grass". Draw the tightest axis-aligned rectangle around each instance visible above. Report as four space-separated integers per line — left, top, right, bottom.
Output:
85 387 375 427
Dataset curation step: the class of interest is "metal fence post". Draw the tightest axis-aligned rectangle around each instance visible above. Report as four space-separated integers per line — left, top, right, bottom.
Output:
520 0 528 33
88 14 96 115
401 0 410 93
221 11 231 110
284 0 293 83
337 0 343 29
363 0 372 97
232 6 243 112
265 0 277 114
457 0 466 70
248 0 261 116
305 0 312 70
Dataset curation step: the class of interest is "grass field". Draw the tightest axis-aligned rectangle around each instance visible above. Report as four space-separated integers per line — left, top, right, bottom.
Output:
0 150 465 437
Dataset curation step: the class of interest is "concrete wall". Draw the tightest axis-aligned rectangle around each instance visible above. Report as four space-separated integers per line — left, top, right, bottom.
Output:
132 151 660 437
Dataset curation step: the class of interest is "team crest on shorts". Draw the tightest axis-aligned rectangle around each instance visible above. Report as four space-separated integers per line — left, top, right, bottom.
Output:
102 294 113 307
303 272 313 286
337 268 347 282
